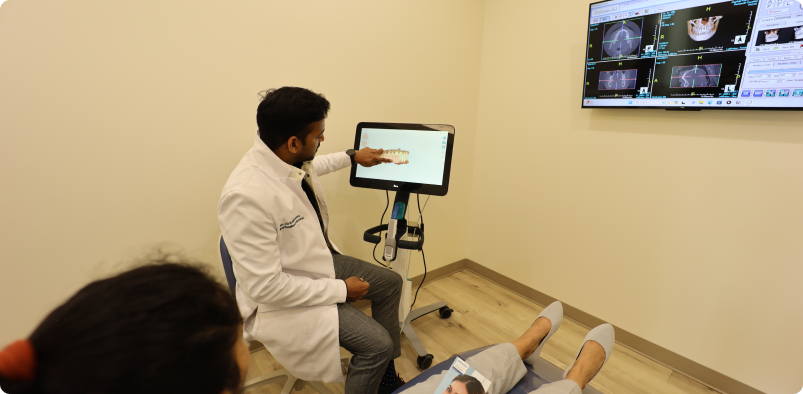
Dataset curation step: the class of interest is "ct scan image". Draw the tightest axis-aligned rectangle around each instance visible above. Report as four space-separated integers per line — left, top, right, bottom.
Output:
754 26 803 46
602 20 643 59
651 51 744 98
670 64 722 88
687 16 723 41
598 69 638 90
586 14 661 62
583 57 655 99
656 2 757 56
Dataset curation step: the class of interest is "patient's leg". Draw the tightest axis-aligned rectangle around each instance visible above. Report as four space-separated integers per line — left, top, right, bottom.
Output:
512 316 552 359
529 335 607 394
398 318 552 394
564 341 605 390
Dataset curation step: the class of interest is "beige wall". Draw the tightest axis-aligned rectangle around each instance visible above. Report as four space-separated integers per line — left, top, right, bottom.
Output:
0 0 484 344
468 1 803 393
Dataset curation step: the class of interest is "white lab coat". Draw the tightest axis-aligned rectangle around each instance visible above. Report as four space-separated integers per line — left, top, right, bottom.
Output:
218 134 352 383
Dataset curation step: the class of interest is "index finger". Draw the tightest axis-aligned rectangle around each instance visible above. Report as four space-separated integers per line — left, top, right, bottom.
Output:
374 148 384 154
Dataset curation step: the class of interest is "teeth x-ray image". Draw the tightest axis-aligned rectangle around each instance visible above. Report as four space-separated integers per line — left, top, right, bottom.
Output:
764 29 780 42
602 20 643 58
669 64 722 88
598 69 638 90
687 16 722 41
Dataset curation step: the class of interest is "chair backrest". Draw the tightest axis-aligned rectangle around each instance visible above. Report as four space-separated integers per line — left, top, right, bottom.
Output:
219 237 237 299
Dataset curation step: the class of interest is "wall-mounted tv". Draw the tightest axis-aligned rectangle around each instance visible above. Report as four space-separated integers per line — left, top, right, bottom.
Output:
582 0 803 110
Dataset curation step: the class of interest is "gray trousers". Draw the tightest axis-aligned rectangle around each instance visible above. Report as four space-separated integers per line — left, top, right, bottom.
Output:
399 344 582 394
334 254 403 394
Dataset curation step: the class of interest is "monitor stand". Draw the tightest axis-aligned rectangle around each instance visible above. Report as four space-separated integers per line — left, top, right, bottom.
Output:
363 191 454 369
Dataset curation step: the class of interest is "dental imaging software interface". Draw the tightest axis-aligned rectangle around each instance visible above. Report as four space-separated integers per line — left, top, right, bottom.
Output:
583 0 803 108
354 128 449 186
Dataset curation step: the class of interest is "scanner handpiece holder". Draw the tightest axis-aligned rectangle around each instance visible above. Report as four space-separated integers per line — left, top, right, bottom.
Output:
384 202 407 262
363 191 424 264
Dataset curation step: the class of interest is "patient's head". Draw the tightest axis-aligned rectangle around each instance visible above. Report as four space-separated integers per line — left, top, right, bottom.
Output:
443 374 485 394
0 262 246 394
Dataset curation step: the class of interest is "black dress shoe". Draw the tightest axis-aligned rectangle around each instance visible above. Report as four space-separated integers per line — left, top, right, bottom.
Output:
377 374 406 394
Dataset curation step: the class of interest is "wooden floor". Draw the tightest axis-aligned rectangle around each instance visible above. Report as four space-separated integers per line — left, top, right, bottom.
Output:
245 270 721 394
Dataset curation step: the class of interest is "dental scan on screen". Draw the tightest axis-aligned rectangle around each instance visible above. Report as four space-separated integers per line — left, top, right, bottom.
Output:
355 128 448 186
582 0 803 109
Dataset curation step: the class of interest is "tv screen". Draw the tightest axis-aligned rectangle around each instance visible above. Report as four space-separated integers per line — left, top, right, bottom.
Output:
582 0 803 110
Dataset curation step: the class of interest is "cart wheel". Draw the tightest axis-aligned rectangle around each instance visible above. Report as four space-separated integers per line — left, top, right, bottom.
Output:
417 354 434 369
439 306 453 319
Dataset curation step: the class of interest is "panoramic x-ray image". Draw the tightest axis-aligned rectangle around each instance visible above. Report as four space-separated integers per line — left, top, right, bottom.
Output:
602 20 643 58
598 69 638 90
670 64 722 88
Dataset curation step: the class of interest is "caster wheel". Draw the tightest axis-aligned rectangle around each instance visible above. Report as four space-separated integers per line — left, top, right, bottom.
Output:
417 354 434 369
439 306 453 319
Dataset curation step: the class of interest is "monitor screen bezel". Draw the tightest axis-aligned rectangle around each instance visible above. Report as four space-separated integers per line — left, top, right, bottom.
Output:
582 0 803 111
349 122 455 196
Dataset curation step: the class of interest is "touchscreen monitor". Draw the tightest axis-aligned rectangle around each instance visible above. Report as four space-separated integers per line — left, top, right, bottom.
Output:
582 0 803 110
349 122 455 196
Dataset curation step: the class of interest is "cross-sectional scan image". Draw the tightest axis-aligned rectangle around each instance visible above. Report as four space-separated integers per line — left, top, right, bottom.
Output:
670 64 722 88
687 16 723 41
583 57 655 99
598 69 638 90
651 51 743 98
585 14 660 62
602 19 643 59
380 149 409 165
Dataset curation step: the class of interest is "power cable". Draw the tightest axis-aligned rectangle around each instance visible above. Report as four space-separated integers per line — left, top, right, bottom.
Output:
410 193 430 310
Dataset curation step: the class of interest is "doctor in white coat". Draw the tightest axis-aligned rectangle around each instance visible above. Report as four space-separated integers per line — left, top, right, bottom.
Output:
219 87 404 394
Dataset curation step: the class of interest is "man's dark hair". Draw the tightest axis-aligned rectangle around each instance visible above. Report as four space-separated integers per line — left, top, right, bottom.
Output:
0 261 243 394
452 374 485 394
256 87 331 150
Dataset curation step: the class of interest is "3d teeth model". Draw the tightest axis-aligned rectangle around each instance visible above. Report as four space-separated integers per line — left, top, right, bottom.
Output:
380 149 409 165
765 29 780 42
687 16 722 41
796 26 803 40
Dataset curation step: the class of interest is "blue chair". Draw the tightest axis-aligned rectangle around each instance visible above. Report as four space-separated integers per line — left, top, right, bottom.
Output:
391 346 604 394
220 237 345 394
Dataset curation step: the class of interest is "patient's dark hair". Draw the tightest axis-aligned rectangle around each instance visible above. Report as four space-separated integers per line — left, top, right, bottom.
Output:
0 261 243 394
256 87 330 150
452 374 485 394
